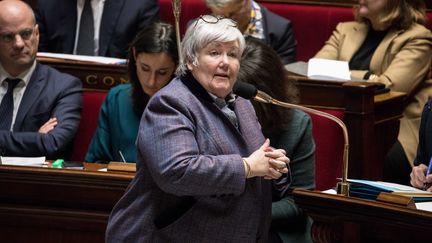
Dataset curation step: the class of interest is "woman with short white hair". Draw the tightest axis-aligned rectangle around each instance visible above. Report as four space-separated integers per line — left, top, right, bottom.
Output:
106 15 291 242
314 0 432 186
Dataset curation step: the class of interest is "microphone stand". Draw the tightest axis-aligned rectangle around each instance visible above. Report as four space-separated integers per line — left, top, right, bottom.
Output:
172 0 182 61
254 90 350 196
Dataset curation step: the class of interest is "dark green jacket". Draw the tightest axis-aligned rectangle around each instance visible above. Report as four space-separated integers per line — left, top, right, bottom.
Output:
267 109 315 243
85 84 140 163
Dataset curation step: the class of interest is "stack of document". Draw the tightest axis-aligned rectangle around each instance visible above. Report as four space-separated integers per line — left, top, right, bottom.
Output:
0 156 47 167
307 58 351 81
348 179 432 202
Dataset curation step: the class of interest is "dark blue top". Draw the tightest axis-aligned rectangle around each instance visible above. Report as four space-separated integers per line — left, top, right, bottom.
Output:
267 109 315 242
414 98 432 167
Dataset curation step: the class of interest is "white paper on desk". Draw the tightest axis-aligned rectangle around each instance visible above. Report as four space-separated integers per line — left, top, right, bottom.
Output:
307 58 351 81
37 52 127 64
322 189 337 194
0 156 47 166
415 201 432 212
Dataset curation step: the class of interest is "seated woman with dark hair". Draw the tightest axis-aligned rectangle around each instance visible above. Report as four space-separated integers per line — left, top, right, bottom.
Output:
238 38 315 243
85 22 178 163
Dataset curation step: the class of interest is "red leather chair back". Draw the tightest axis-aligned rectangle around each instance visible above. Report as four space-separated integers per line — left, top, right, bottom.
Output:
70 91 107 161
308 109 345 190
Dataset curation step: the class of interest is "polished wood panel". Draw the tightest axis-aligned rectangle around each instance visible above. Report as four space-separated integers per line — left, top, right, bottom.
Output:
37 57 128 91
0 164 134 243
293 189 432 243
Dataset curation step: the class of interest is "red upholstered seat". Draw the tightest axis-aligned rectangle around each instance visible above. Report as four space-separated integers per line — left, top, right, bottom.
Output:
308 109 345 191
70 91 107 161
426 13 432 30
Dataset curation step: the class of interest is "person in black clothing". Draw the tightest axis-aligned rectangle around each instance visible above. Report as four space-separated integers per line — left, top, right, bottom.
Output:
410 98 432 191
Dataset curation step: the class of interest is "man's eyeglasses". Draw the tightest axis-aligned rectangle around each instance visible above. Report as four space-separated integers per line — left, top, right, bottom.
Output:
194 15 237 28
0 28 34 43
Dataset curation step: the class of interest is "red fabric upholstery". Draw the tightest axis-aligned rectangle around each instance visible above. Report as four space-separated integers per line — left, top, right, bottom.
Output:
308 109 345 191
426 13 432 30
70 91 107 161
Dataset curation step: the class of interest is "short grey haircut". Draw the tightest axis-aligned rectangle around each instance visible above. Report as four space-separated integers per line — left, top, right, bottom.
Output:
176 15 245 76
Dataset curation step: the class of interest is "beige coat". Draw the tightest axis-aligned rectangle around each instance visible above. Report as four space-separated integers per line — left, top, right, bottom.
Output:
315 21 432 164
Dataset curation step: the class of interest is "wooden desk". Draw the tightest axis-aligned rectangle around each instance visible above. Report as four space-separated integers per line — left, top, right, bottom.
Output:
293 76 406 180
293 189 432 243
0 164 134 243
37 56 129 91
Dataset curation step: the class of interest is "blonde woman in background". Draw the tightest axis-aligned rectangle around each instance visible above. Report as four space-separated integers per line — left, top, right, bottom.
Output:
314 0 432 185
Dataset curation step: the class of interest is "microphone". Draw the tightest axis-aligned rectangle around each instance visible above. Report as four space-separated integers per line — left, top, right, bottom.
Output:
233 81 350 196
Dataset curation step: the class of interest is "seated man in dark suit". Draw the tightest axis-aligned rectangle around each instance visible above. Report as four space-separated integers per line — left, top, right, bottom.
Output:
410 98 432 191
35 0 160 58
204 0 296 64
0 0 82 160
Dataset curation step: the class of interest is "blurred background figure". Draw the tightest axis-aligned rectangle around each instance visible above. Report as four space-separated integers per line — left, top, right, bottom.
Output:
238 38 315 243
410 98 432 192
204 0 296 64
35 0 160 58
314 0 432 185
106 15 290 242
85 22 178 163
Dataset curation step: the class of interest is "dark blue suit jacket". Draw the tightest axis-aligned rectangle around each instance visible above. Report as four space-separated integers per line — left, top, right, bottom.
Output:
35 0 160 58
258 6 296 64
0 63 82 160
414 98 432 167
